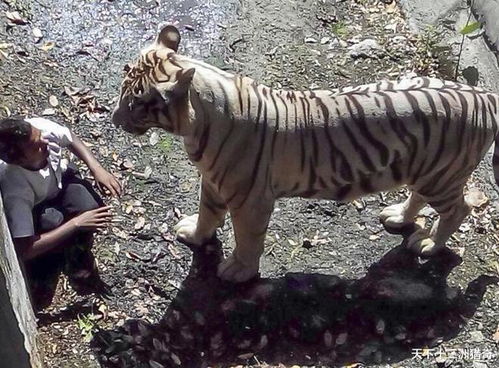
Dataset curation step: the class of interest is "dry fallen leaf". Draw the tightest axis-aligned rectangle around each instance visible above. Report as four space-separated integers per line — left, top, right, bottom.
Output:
98 304 108 320
40 41 55 52
144 166 153 179
121 159 134 170
0 106 11 117
386 1 397 13
5 11 28 25
64 86 83 96
134 216 145 230
466 187 489 208
124 203 133 214
112 227 129 239
493 324 499 343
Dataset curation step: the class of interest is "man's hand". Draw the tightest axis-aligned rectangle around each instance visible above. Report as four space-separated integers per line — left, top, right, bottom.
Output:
70 206 113 231
68 133 122 197
92 167 122 197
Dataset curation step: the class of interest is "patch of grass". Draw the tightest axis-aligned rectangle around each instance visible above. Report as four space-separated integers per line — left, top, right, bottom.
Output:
158 136 174 153
77 313 99 343
331 21 349 38
414 26 454 78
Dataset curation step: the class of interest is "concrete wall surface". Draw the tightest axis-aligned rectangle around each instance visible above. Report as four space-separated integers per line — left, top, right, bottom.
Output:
0 195 42 368
473 0 499 49
399 0 499 92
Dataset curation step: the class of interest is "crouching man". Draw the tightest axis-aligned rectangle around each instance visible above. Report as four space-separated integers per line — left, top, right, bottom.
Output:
0 116 121 301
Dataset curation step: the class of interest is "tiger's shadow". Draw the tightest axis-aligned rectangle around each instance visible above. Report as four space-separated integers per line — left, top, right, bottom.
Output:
92 240 498 367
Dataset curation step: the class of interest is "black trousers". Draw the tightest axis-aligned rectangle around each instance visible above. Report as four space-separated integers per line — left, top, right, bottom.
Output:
33 166 104 233
27 166 107 309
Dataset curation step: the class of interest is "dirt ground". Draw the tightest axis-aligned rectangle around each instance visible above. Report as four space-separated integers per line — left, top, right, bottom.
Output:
1 0 498 367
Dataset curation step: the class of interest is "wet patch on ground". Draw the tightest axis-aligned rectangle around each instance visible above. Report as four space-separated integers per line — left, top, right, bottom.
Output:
1 0 498 367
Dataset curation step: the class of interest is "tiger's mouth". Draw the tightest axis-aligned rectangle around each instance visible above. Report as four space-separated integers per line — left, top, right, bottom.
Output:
121 122 149 136
112 110 149 135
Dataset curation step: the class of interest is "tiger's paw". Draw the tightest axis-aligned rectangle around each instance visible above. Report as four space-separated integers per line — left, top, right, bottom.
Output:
407 229 442 256
217 254 259 283
380 203 414 230
174 214 206 246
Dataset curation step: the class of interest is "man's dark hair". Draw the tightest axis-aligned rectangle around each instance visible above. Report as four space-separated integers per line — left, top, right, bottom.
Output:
0 117 31 163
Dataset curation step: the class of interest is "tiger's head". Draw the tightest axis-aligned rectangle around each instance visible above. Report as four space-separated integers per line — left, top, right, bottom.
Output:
112 25 195 135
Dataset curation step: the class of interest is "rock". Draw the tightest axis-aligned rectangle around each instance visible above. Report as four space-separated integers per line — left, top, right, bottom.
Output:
473 362 488 368
375 319 385 335
42 108 56 116
419 207 437 216
459 223 471 232
348 39 381 58
49 95 59 107
258 335 268 349
32 27 43 41
324 330 333 348
305 37 318 43
170 353 181 366
237 352 254 360
149 360 165 368
469 330 484 343
391 35 408 43
336 332 348 345
149 131 159 146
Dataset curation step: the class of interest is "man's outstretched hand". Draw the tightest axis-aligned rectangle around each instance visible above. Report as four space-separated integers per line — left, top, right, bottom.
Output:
92 167 122 197
70 206 113 231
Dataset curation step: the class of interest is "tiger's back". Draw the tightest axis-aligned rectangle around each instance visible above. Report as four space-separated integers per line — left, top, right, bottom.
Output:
194 74 499 205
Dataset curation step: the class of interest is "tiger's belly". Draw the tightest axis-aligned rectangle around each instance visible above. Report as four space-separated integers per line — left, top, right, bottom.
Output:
280 165 409 202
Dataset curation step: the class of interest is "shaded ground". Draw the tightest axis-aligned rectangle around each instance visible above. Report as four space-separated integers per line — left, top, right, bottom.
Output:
0 0 498 367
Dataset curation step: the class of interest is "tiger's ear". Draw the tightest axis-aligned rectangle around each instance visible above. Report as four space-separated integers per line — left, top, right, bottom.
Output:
157 25 181 52
173 68 195 96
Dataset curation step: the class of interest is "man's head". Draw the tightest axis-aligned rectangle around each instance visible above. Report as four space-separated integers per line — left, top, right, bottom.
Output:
0 117 49 170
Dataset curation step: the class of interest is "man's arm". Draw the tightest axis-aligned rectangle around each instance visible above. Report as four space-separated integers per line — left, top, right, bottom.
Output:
15 206 113 261
15 220 79 260
68 133 122 197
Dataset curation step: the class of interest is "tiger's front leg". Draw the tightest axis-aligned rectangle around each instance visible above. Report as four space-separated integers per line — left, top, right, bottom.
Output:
174 180 227 246
217 201 274 282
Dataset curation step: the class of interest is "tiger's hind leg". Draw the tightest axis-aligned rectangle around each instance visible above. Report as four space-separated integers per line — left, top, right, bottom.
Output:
407 187 471 256
380 192 426 231
175 180 227 246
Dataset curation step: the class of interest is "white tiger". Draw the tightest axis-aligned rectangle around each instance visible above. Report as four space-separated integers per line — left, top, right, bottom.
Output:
112 25 499 282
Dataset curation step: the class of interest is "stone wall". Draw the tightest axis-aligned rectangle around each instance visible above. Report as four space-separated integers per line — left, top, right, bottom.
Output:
0 195 43 368
399 0 499 92
473 0 499 50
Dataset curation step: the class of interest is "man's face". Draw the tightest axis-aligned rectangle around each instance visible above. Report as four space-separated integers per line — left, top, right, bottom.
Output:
13 127 49 171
